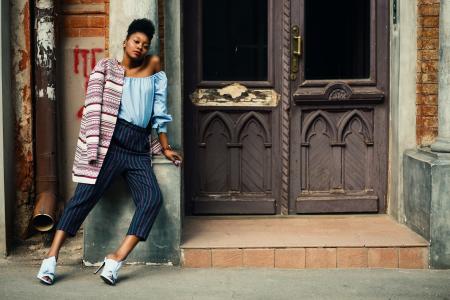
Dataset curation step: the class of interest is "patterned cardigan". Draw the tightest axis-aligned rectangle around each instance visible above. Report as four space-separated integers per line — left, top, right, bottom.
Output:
72 57 169 184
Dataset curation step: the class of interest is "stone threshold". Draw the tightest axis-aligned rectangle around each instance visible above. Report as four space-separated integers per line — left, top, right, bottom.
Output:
181 215 429 269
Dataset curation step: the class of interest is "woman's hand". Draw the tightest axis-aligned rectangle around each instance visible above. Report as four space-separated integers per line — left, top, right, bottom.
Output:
162 149 183 166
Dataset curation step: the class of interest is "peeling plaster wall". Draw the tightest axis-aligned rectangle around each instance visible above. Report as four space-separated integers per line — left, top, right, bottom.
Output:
10 0 34 240
58 37 105 203
58 1 108 202
81 0 182 265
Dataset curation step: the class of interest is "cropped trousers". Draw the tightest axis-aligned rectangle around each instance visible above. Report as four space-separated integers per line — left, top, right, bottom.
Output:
56 118 163 241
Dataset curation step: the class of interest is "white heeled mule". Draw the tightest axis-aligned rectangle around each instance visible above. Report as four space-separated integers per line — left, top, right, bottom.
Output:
36 256 57 285
94 257 124 285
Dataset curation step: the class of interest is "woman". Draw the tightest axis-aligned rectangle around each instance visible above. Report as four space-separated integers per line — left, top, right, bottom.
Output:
37 18 182 286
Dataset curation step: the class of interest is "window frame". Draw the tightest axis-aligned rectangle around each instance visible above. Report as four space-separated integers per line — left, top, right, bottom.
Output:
297 0 377 88
195 0 274 88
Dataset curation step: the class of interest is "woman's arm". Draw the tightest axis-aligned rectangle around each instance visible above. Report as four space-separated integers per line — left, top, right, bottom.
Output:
149 56 183 164
84 58 107 163
158 132 183 164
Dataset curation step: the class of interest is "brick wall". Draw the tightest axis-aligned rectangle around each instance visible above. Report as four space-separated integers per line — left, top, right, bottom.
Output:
62 0 164 63
61 0 109 51
10 0 166 247
9 0 111 243
417 0 440 146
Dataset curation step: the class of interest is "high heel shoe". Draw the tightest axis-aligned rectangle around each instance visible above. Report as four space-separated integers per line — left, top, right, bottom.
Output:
94 257 124 285
36 256 57 285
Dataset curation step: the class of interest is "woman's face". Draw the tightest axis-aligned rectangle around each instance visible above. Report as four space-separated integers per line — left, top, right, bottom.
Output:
123 32 151 60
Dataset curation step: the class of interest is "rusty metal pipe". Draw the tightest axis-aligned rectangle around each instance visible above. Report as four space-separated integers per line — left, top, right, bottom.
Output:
31 0 58 232
32 191 56 231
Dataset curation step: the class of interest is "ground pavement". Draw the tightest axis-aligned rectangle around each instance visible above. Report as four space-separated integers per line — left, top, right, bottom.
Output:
1 259 449 300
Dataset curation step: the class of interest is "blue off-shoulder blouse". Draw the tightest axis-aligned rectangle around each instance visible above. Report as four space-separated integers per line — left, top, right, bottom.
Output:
118 70 173 133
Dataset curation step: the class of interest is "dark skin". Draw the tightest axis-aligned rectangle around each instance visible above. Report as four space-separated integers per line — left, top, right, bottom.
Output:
42 32 182 283
120 32 182 163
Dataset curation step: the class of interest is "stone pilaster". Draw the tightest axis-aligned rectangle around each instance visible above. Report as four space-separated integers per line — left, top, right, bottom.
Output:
84 0 182 265
431 1 450 152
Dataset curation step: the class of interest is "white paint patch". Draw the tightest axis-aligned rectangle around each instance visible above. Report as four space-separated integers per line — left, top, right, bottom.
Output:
145 261 174 266
82 260 102 267
47 86 55 100
192 88 280 107
36 0 53 9
219 83 248 99
83 260 175 267
36 18 55 66
37 87 55 100
113 261 175 266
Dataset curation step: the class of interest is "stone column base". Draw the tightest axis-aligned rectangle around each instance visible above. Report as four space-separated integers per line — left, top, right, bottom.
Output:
404 147 450 269
83 156 181 265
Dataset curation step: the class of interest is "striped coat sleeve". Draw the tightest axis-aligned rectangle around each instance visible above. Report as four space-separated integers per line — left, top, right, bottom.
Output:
83 58 107 163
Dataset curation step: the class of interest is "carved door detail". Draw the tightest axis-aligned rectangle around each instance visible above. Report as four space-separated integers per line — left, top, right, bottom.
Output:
184 0 389 215
290 0 389 213
183 0 283 215
297 108 378 212
193 110 277 214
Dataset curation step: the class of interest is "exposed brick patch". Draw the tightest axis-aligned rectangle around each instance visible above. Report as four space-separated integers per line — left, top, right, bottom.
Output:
104 1 109 54
63 0 106 4
417 0 440 145
78 27 105 37
61 1 109 38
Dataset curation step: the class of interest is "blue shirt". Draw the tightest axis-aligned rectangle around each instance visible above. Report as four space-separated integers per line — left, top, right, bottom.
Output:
118 70 172 133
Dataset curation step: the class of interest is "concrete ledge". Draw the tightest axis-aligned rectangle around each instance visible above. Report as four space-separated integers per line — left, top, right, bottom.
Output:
404 148 450 269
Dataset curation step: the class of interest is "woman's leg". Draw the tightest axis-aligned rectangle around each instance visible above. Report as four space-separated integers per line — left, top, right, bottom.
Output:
106 235 140 261
107 156 163 260
45 230 68 260
46 148 121 261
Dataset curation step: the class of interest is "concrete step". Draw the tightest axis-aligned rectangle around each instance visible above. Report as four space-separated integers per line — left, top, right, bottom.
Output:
180 215 429 269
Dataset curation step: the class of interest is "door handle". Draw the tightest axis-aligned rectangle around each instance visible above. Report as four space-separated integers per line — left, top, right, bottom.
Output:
291 25 302 80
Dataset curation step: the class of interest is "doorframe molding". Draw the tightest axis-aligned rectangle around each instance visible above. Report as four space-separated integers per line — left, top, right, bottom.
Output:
183 0 284 215
388 0 418 221
279 0 292 214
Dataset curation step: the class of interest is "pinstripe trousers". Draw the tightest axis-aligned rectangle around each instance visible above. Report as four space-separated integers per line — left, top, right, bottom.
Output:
56 118 163 242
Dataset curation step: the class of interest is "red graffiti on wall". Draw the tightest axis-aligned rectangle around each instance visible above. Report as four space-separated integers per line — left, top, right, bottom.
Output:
73 46 104 119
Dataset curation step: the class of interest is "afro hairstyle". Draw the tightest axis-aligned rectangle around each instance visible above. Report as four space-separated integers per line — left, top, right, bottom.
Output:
126 18 155 41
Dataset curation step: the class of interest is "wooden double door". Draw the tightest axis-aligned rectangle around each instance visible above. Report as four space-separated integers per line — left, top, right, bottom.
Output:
183 0 389 215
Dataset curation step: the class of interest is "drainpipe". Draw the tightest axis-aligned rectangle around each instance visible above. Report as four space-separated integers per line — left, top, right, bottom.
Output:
31 0 58 232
